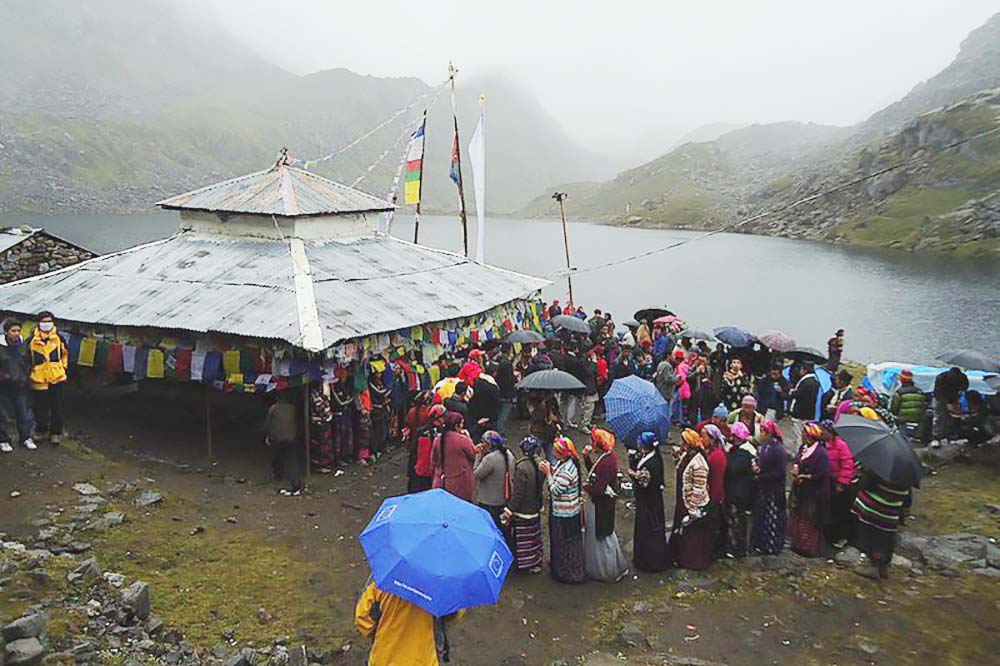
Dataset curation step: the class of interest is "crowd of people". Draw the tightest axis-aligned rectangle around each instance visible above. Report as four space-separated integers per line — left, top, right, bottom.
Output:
342 301 987 590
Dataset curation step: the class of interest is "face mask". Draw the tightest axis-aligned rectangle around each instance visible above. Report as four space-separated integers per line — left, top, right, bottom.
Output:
38 321 54 333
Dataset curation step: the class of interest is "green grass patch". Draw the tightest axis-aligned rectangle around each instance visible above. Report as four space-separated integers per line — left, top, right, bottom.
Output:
89 496 345 649
910 464 1000 536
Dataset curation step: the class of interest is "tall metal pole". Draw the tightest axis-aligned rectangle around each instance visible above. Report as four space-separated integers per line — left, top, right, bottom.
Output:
449 63 470 257
413 109 428 244
553 191 574 308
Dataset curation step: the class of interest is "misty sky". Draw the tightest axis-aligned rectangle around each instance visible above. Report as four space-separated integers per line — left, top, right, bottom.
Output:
195 0 997 162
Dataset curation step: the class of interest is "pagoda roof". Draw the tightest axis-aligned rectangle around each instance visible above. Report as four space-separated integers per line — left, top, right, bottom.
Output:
156 163 394 217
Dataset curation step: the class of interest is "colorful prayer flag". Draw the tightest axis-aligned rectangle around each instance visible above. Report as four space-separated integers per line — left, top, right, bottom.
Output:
404 120 426 205
449 132 461 186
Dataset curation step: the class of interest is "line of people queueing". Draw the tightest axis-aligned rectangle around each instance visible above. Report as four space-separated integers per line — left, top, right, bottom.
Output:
407 394 911 583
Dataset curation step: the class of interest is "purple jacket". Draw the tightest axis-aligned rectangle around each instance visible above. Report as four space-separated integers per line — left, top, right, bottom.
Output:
756 440 788 495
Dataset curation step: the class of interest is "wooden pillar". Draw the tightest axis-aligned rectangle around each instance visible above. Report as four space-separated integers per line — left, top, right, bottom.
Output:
205 387 214 463
302 384 311 484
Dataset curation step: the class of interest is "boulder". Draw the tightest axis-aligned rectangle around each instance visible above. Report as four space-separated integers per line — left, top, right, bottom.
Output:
5 637 45 666
619 622 645 648
121 581 151 620
833 546 865 567
2 613 48 641
83 512 125 531
133 491 163 508
72 483 101 496
67 558 101 584
921 534 989 570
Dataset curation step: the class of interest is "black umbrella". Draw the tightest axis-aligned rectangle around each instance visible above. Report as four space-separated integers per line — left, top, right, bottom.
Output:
785 346 827 364
936 350 1000 373
506 330 545 344
551 314 591 334
833 415 923 488
633 308 674 324
516 369 585 391
682 329 714 341
622 319 641 329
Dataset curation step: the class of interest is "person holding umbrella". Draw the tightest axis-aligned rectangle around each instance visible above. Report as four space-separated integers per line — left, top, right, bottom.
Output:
833 414 921 579
357 489 514 664
582 428 629 582
355 580 440 665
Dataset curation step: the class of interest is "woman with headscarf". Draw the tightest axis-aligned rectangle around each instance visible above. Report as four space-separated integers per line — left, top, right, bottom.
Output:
750 420 789 554
668 428 712 570
721 359 754 411
787 422 831 557
628 431 670 572
430 411 477 502
505 435 546 573
473 430 516 533
819 419 857 548
544 435 586 583
408 404 444 494
582 428 629 582
701 424 729 559
724 421 757 557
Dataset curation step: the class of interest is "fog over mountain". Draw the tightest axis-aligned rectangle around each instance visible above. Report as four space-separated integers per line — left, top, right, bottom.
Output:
1 0 997 219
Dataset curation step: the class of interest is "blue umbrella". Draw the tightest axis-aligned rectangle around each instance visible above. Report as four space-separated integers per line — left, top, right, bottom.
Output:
712 325 755 348
359 489 513 617
603 375 671 445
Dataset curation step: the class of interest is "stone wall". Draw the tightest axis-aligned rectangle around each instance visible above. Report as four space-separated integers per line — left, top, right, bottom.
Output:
0 231 97 283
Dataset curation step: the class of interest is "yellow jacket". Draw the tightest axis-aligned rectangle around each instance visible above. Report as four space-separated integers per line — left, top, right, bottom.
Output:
355 582 438 666
29 327 68 390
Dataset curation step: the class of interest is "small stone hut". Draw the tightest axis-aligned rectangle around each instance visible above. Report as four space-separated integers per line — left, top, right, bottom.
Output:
0 227 97 284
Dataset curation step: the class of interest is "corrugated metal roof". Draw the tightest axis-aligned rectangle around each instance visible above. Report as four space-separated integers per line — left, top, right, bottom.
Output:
156 164 395 217
0 233 548 351
0 228 38 254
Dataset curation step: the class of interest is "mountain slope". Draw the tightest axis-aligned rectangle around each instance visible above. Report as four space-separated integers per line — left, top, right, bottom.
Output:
861 13 1000 138
0 0 595 214
520 12 1000 257
519 121 846 220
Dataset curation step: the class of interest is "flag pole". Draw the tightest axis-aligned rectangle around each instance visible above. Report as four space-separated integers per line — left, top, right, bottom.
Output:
413 109 428 244
553 191 574 308
449 63 470 257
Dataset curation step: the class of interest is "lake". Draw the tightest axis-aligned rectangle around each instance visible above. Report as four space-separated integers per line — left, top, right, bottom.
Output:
4 211 998 364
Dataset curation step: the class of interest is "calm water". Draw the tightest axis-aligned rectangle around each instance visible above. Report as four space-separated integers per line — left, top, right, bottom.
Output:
5 211 998 364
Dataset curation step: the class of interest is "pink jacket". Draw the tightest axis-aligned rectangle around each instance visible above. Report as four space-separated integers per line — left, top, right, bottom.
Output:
677 363 691 401
826 436 856 487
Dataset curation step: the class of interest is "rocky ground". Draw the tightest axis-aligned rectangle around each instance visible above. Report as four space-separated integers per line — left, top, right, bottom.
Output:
1 388 999 665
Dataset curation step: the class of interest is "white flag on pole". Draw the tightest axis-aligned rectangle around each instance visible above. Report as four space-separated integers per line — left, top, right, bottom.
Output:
468 95 487 263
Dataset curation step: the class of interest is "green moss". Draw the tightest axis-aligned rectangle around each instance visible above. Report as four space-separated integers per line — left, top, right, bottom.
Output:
910 464 1000 536
89 494 345 649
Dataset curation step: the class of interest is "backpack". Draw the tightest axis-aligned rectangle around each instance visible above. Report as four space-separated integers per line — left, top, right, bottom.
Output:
415 432 434 477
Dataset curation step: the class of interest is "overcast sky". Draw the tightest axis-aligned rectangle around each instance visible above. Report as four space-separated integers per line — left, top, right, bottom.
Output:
194 0 997 161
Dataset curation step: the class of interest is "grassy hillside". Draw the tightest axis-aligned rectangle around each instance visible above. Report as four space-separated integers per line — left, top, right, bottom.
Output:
519 13 1000 257
0 0 597 215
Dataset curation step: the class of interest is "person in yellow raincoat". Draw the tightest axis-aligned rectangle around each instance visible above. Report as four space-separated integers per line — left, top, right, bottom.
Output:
28 311 68 444
355 580 438 665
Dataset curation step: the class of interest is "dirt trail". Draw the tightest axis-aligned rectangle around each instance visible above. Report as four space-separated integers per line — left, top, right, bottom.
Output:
2 388 999 665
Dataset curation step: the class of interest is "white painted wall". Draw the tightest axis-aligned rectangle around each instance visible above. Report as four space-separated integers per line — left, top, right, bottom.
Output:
178 210 379 240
